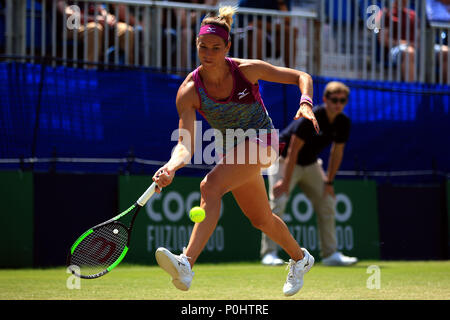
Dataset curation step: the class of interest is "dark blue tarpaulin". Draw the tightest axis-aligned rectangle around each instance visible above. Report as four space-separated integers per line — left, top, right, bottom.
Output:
0 62 449 175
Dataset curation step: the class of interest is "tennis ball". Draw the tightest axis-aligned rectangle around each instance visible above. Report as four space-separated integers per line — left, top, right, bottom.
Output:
189 206 206 223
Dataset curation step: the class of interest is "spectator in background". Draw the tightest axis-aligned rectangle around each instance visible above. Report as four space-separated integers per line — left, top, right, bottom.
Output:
261 81 358 267
57 1 135 67
178 0 218 71
113 3 140 27
426 0 449 83
158 0 214 71
237 0 299 68
111 3 145 65
376 0 417 82
377 0 448 83
139 0 218 72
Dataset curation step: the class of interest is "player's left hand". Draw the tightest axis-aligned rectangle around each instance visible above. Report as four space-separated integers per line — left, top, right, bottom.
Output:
294 103 320 134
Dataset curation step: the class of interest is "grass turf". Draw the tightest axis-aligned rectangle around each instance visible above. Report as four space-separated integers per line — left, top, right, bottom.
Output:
0 260 449 300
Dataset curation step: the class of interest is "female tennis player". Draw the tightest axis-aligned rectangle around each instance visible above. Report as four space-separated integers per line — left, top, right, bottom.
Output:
153 6 319 297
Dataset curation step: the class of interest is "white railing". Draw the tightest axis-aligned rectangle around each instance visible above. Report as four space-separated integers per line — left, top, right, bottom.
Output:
2 0 317 73
1 0 449 84
429 21 450 85
318 0 448 84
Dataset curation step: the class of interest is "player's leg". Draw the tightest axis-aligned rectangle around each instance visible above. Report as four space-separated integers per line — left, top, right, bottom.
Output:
156 158 283 291
184 138 278 266
232 172 314 296
261 161 288 264
156 140 266 290
233 172 303 261
184 157 265 266
261 158 303 264
155 140 312 293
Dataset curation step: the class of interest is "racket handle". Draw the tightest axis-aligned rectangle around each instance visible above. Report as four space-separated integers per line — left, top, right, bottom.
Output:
137 182 157 207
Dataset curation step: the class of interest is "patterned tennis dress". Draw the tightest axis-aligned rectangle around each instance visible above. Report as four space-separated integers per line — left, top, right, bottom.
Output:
192 57 279 155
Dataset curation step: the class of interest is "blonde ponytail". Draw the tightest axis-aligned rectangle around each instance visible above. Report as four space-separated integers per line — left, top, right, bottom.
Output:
217 6 237 31
201 5 237 35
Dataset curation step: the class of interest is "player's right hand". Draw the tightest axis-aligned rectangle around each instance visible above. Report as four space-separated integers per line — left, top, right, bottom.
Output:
152 167 174 193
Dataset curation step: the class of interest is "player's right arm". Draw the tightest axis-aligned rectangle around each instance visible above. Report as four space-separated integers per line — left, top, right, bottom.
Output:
153 76 199 191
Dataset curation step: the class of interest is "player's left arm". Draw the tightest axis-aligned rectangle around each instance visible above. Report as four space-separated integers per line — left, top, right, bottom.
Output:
324 142 346 198
240 59 319 133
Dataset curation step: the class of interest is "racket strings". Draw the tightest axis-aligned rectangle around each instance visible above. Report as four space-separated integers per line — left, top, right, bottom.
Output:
70 223 128 277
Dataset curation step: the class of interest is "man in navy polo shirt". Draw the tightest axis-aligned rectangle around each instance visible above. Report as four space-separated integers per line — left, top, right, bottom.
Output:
261 81 358 266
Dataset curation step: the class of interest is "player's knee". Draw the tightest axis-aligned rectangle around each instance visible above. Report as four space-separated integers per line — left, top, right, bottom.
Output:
199 176 223 200
249 213 272 231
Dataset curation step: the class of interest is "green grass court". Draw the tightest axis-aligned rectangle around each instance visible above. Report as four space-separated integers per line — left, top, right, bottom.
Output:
1 260 449 300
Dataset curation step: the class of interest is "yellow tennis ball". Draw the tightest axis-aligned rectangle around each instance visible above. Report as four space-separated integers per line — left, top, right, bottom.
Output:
189 206 205 223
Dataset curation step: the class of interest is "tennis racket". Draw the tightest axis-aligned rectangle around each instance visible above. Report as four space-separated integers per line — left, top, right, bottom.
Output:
67 182 158 279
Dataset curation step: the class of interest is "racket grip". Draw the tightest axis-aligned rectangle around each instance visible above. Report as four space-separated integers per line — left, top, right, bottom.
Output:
137 182 157 206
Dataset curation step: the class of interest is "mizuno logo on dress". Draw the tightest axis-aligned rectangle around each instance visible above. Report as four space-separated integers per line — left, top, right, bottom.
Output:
238 88 249 99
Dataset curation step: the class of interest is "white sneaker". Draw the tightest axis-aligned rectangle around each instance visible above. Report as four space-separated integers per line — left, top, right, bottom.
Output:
283 248 314 296
322 252 358 266
155 247 194 291
261 251 285 266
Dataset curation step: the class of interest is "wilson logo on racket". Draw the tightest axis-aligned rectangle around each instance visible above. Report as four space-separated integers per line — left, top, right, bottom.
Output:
90 237 117 263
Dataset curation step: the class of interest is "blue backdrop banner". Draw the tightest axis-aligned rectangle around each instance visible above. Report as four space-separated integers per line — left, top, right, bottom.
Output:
1 62 449 175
